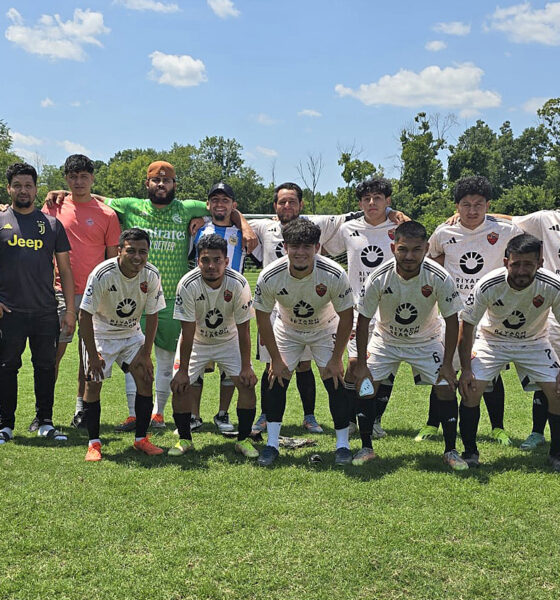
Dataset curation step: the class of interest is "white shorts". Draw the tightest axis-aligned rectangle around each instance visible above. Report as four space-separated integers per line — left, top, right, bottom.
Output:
257 308 312 363
548 318 560 355
82 332 144 381
173 337 243 384
471 338 560 391
366 336 448 386
347 311 376 359
273 318 338 372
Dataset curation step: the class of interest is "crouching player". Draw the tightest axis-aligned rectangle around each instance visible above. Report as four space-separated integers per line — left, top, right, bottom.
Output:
169 234 258 458
253 218 354 466
79 228 166 461
458 234 560 471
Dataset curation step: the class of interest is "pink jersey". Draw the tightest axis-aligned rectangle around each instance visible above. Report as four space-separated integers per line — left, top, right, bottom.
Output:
43 196 121 294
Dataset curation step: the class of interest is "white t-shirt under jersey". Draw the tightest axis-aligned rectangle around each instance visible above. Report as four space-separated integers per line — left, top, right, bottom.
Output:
80 257 165 338
513 210 560 276
253 254 353 332
174 267 254 345
460 267 560 345
359 257 463 347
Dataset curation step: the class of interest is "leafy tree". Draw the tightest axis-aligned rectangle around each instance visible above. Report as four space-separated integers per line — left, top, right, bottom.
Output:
0 120 22 203
337 145 379 211
491 185 554 215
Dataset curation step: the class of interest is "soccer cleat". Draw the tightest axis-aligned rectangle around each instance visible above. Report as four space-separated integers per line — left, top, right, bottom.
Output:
334 447 353 465
37 425 67 441
190 416 203 432
352 447 377 466
415 425 439 442
150 413 166 429
443 449 469 471
257 445 279 466
520 432 546 451
213 412 235 433
251 413 267 434
235 438 259 458
461 452 481 468
302 415 323 434
0 428 13 445
491 428 512 446
348 421 358 436
28 416 40 433
548 454 560 472
372 422 387 439
133 435 164 456
85 442 102 462
115 416 136 432
168 439 194 456
70 411 87 429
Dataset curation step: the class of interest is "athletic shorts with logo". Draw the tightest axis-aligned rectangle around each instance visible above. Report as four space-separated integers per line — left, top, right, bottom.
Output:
256 307 313 363
81 332 145 381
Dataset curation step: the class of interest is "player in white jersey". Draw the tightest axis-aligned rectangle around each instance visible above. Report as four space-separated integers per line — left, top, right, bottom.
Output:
458 234 560 471
79 228 166 462
169 234 259 458
253 218 354 466
355 221 468 471
417 176 523 445
322 177 402 439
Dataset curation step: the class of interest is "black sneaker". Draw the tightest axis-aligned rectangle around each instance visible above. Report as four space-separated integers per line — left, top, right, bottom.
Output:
28 416 40 433
461 452 481 468
70 411 87 429
548 454 560 472
257 445 279 466
334 447 353 465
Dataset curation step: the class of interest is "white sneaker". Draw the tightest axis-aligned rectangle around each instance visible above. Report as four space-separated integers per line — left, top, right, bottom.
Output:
0 427 13 445
37 424 67 441
213 412 235 432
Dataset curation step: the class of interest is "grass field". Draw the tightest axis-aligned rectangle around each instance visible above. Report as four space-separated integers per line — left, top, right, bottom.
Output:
2 274 560 600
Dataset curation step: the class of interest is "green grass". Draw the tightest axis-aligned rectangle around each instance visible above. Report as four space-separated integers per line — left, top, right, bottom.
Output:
2 314 560 600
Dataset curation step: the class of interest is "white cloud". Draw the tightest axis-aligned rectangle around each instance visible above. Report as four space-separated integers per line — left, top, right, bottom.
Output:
522 96 549 113
335 63 501 111
12 132 43 146
433 21 471 36
256 146 278 157
149 51 207 87
40 97 54 107
298 109 322 118
70 101 81 107
425 40 447 52
116 0 180 13
487 2 560 45
58 140 91 155
255 113 277 125
5 8 110 61
207 0 240 19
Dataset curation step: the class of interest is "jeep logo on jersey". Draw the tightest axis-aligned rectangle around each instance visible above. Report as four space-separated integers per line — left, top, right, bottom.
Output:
533 295 544 308
503 310 526 330
140 281 148 294
224 289 233 302
275 242 285 258
205 309 224 329
116 298 137 318
316 284 327 297
487 232 499 245
360 245 384 268
421 285 433 297
293 301 314 318
459 251 484 274
388 229 395 240
395 303 418 325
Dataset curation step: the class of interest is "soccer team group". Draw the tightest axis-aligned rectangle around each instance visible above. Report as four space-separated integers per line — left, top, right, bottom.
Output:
1 156 560 472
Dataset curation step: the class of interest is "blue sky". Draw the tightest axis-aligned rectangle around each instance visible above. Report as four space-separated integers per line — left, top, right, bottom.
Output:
3 0 560 193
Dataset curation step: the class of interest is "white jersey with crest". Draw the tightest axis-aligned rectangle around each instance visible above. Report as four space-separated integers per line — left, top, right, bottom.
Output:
249 214 354 267
512 210 560 276
322 216 396 303
174 267 254 345
253 255 353 332
359 257 463 347
80 258 165 339
429 216 522 305
460 267 560 345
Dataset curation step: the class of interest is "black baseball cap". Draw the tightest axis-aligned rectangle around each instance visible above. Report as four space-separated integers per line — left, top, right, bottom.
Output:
208 182 235 201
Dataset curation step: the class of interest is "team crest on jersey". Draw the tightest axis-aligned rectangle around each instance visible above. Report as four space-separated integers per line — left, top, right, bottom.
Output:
533 295 544 308
140 281 148 293
37 221 45 235
224 289 233 302
421 285 433 298
172 214 182 224
229 235 238 245
487 232 499 245
316 283 327 297
388 228 395 240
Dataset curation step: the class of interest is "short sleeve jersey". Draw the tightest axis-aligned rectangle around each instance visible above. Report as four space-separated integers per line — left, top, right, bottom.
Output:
428 216 522 305
80 257 166 338
460 267 560 345
174 267 254 345
359 257 463 346
322 217 396 302
513 210 560 275
105 197 209 299
43 196 121 294
253 255 354 332
194 219 245 273
0 207 71 314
